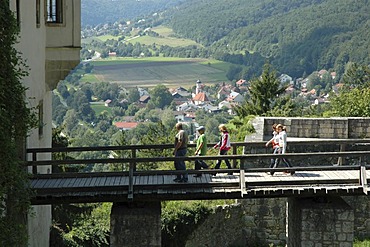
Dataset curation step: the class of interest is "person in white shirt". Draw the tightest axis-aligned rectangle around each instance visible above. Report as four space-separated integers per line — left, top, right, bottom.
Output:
270 124 294 176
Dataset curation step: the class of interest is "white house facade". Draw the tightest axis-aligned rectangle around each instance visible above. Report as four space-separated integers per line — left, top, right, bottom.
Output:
9 1 81 246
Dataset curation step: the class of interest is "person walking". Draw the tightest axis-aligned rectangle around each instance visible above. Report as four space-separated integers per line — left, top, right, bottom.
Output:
265 123 280 171
213 124 232 175
194 126 209 177
173 123 189 182
270 124 294 176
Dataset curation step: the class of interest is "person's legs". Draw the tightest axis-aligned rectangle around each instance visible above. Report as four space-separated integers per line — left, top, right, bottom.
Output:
270 147 281 175
176 149 188 181
199 159 208 169
194 160 203 177
194 160 201 170
282 158 295 175
270 147 279 168
174 160 181 180
214 159 222 169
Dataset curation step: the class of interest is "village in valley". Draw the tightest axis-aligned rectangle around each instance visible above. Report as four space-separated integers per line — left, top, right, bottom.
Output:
105 70 337 132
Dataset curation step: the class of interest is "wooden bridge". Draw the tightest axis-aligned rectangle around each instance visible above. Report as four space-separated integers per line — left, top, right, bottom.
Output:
27 139 370 205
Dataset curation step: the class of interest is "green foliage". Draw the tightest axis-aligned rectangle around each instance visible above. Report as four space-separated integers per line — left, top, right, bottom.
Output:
167 0 370 77
342 62 370 89
82 0 184 26
327 88 370 117
325 63 370 117
50 203 111 247
161 201 213 247
234 63 289 117
354 239 370 247
229 115 256 142
0 2 37 246
138 121 175 170
149 84 173 109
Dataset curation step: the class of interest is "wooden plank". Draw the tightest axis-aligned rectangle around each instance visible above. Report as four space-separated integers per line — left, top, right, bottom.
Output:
80 177 91 187
321 171 336 181
122 176 129 186
59 178 74 188
104 176 114 186
43 178 58 188
113 176 122 186
95 176 106 187
89 176 98 187
51 178 64 188
31 179 47 188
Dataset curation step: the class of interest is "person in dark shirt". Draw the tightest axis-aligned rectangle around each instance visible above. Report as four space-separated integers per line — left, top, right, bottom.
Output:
173 123 189 182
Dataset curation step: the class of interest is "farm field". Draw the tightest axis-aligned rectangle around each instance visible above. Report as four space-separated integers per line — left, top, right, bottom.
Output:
87 57 231 88
82 26 200 48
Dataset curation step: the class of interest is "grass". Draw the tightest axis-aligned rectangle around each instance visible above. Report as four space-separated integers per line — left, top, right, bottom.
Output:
129 33 200 47
80 73 100 83
82 25 200 48
90 56 195 66
90 103 112 115
354 240 370 246
86 57 232 88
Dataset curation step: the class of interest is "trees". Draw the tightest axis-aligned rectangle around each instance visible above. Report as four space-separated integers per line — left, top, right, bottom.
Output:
342 62 370 89
326 63 370 117
149 84 173 109
0 3 37 245
234 63 290 117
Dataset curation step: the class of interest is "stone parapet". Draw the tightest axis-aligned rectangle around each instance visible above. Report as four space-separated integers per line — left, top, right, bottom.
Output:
249 117 370 141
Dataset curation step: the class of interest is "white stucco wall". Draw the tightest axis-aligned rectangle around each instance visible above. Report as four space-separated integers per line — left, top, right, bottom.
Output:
9 1 80 246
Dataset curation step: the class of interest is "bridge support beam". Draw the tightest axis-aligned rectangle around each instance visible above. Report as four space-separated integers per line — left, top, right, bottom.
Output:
287 197 354 247
110 202 161 247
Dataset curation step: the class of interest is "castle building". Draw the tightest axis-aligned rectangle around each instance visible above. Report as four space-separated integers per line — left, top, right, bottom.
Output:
8 1 81 246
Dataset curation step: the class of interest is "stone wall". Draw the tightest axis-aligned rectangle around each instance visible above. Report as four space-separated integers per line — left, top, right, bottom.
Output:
110 202 161 247
245 117 370 141
287 197 354 247
186 199 287 247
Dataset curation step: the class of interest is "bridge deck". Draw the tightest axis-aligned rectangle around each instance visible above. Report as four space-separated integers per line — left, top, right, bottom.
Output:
30 169 368 205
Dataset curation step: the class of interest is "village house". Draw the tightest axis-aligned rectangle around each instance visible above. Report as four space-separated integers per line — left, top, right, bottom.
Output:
176 102 198 112
114 121 139 131
193 92 210 106
139 95 150 104
104 99 112 106
226 91 244 104
236 79 247 87
279 74 293 84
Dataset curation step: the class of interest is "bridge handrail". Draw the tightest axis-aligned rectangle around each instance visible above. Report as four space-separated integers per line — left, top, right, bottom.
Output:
26 151 370 166
26 138 370 153
27 139 370 200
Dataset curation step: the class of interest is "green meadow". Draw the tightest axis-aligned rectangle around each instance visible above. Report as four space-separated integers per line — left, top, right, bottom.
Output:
87 57 231 88
128 26 201 47
90 103 112 115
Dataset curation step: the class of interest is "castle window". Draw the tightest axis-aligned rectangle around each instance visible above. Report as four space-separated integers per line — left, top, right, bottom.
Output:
36 0 40 27
15 0 21 27
46 0 63 23
38 100 44 138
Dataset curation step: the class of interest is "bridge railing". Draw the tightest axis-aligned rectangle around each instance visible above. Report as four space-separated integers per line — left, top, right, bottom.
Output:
27 139 370 171
27 139 370 199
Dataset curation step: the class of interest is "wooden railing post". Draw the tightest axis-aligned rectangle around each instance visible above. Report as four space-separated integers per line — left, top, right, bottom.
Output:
337 144 346 165
232 144 237 168
360 165 368 195
32 152 37 174
128 148 136 200
128 162 134 200
239 156 246 197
